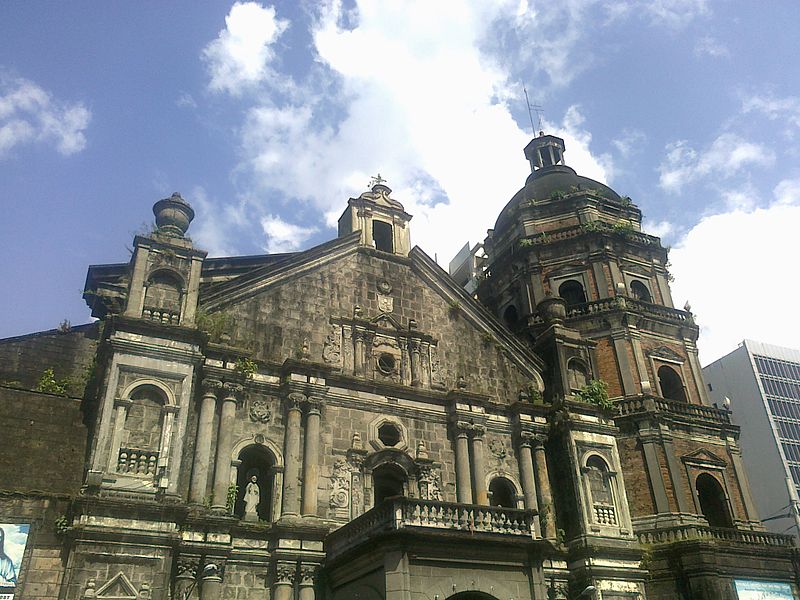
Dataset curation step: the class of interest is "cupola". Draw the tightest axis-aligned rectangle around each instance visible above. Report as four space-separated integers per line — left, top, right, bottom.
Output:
524 132 566 173
338 176 412 256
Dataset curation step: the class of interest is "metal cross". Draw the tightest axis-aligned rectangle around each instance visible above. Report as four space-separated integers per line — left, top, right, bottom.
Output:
369 173 387 187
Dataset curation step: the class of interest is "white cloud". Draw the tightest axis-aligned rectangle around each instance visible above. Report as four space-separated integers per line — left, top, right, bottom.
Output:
261 215 317 253
641 0 711 28
642 219 673 239
612 128 647 158
0 75 90 158
669 180 800 364
743 93 800 129
658 132 775 193
694 35 729 58
203 2 289 94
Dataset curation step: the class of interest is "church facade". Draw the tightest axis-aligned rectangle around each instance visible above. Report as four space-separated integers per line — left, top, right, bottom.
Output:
0 134 798 600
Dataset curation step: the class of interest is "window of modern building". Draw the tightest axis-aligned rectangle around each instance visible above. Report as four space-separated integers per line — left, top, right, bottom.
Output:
630 280 652 303
488 477 517 508
558 279 587 307
658 365 687 402
373 220 393 253
373 463 405 505
695 473 733 528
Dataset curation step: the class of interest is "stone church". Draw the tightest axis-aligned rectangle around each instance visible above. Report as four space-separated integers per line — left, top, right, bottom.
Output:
1 134 798 600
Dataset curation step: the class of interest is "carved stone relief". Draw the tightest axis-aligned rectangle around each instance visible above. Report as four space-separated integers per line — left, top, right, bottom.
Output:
248 399 272 423
417 463 443 501
329 458 351 519
322 324 342 365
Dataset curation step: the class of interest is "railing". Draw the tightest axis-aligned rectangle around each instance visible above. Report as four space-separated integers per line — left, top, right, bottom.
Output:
594 504 617 526
565 298 691 325
637 524 794 547
616 396 731 425
326 497 539 558
117 448 159 476
142 306 180 325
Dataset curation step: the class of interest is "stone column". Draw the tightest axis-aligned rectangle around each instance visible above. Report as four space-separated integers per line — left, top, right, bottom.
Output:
199 560 223 600
518 432 539 511
353 329 365 376
189 379 221 504
273 562 296 600
453 421 473 504
408 339 421 387
174 557 199 600
640 431 670 514
282 392 305 517
532 435 555 539
211 384 241 511
299 565 317 600
470 425 488 506
302 396 324 517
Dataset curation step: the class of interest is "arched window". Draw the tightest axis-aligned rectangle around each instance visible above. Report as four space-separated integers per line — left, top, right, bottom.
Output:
143 271 182 323
558 280 587 307
567 358 590 392
585 455 617 526
488 477 517 508
373 463 406 505
696 473 733 528
630 280 652 303
117 385 166 479
235 445 275 522
658 365 687 402
503 305 519 329
373 220 393 253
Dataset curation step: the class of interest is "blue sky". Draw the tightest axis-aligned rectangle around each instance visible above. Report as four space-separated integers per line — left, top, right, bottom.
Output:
2 0 799 364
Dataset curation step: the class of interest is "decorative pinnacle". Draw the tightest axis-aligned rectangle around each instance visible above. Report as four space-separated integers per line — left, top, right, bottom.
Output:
369 173 387 188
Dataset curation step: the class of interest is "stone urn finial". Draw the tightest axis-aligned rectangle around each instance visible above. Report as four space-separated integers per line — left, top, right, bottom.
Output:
536 296 567 324
153 192 195 237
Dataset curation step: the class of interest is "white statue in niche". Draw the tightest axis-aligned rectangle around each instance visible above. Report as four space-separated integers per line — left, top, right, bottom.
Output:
244 475 260 521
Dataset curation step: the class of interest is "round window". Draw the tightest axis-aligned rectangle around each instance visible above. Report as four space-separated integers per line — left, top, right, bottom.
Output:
378 422 402 447
377 353 396 374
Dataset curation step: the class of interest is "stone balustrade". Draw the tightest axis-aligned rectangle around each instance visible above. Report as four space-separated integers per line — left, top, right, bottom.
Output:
117 448 159 476
594 504 617 526
616 395 731 425
142 306 181 324
637 524 794 547
564 297 690 325
326 497 539 558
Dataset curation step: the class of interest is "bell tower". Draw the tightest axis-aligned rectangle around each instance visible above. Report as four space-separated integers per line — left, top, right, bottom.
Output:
337 177 412 256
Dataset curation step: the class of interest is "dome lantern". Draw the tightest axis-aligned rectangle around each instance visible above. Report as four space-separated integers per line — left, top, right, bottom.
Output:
523 132 566 174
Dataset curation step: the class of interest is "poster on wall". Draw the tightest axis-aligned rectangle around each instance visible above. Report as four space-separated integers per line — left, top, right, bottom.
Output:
0 524 30 600
735 579 796 600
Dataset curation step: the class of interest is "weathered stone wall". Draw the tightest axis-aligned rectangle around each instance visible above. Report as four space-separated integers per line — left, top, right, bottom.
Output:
222 250 534 403
616 436 654 518
0 324 99 391
0 387 87 494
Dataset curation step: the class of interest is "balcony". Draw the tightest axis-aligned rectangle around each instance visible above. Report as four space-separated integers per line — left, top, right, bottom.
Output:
326 497 540 559
617 395 731 425
637 524 794 547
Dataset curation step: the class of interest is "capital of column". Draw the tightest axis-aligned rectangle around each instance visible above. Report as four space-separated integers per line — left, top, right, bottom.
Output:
275 561 297 585
175 556 200 580
531 434 548 449
202 558 225 581
286 392 306 411
453 420 472 438
201 378 223 398
519 430 536 448
470 424 486 439
222 382 243 402
408 338 421 353
299 564 318 587
303 395 325 415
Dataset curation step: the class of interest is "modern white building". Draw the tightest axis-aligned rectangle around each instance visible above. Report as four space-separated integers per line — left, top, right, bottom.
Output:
704 340 800 537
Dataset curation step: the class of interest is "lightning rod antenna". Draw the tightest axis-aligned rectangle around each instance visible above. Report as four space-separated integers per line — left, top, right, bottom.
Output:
523 85 536 136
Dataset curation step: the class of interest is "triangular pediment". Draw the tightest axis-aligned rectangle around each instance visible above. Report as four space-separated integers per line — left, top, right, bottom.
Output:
648 345 684 362
682 448 727 467
370 312 404 330
95 572 137 600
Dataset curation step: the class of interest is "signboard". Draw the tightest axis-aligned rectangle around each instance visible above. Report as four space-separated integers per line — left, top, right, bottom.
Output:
0 524 30 600
735 579 796 600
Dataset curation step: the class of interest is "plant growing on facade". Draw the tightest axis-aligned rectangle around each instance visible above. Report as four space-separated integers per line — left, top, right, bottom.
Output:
447 299 461 317
550 190 565 201
226 483 239 513
575 379 615 412
234 357 258 379
518 238 534 248
526 384 544 404
196 309 233 343
36 368 69 395
54 515 70 536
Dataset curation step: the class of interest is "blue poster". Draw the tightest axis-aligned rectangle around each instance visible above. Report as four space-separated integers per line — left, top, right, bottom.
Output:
735 579 796 600
0 524 30 600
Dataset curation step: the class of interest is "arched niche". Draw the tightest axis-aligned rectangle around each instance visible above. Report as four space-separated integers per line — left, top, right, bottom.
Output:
143 269 184 323
363 449 416 509
567 358 590 392
488 476 519 508
558 279 587 307
229 435 284 522
696 472 733 528
447 593 500 600
503 304 519 329
582 453 620 528
630 280 652 303
658 365 687 402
